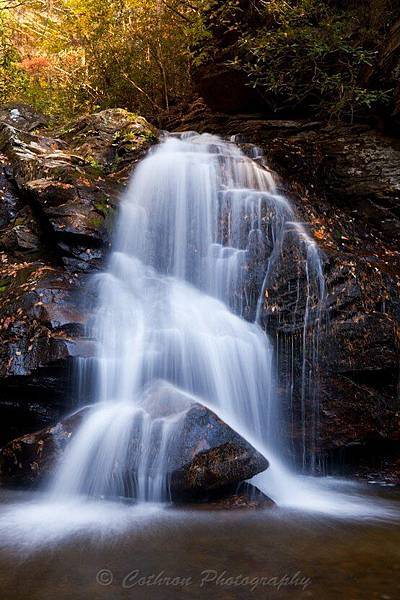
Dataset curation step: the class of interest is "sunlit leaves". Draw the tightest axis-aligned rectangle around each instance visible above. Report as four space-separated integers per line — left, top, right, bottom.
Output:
0 0 207 119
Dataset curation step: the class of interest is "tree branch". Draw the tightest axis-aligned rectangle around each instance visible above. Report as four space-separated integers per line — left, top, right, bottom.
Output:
160 0 192 23
0 0 33 10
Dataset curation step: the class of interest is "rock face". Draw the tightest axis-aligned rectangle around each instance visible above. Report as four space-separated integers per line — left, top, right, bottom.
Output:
165 101 400 478
185 0 400 481
0 107 157 271
0 408 89 487
236 120 400 474
0 383 269 500
0 105 157 446
0 97 399 482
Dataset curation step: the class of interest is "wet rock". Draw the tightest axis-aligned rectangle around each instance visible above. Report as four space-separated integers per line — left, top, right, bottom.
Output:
0 383 269 497
0 407 89 486
0 123 80 186
267 126 400 244
0 108 157 446
167 104 400 474
138 382 269 497
0 262 90 447
0 266 87 379
25 178 109 252
0 104 48 132
320 313 398 375
0 109 158 270
259 129 400 469
0 165 21 229
0 182 91 444
0 126 109 265
174 483 275 510
170 431 267 496
0 206 40 253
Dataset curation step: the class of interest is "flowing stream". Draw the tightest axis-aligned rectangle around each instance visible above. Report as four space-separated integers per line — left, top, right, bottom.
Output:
51 132 328 505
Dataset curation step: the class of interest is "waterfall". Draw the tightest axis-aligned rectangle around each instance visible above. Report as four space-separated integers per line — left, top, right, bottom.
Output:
52 132 325 503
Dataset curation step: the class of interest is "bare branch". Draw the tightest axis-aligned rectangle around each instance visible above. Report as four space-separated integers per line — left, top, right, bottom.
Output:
0 0 33 10
160 0 192 23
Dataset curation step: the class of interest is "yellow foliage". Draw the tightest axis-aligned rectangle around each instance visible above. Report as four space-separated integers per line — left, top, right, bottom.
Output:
0 0 207 121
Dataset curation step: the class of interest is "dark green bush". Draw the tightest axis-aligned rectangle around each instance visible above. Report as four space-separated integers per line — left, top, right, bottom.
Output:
197 0 395 120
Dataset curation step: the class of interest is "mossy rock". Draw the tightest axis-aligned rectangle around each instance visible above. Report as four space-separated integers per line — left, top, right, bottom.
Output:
58 109 158 175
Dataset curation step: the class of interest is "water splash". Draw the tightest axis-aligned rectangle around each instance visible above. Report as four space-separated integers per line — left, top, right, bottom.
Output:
52 132 326 502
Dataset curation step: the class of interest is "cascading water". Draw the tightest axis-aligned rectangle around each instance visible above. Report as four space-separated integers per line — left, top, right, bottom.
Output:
52 132 326 504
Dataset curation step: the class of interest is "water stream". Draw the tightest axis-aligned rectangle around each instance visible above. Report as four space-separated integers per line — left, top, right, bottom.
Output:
0 131 398 587
50 132 326 505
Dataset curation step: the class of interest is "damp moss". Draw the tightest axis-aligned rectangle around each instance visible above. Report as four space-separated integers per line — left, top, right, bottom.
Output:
0 279 10 294
113 121 158 147
85 156 104 177
88 214 104 230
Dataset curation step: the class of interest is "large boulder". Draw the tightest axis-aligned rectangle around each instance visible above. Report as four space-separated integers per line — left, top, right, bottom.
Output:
137 382 269 498
0 383 269 500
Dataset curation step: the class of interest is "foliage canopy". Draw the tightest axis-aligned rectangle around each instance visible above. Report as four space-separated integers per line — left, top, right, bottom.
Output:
196 0 396 119
0 0 396 121
0 0 208 120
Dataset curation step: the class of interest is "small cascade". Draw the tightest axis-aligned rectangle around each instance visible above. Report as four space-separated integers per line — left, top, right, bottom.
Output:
255 213 327 471
52 132 326 502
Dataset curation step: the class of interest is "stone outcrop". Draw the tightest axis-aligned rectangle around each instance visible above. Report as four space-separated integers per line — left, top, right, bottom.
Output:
0 105 157 446
0 408 89 486
0 107 157 270
164 101 400 478
0 96 399 481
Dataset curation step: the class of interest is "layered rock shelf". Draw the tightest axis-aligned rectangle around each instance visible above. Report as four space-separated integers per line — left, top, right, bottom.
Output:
0 105 157 445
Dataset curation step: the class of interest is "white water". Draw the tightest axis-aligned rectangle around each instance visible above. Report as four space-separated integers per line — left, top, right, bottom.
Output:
0 133 397 555
15 129 390 527
50 132 329 505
